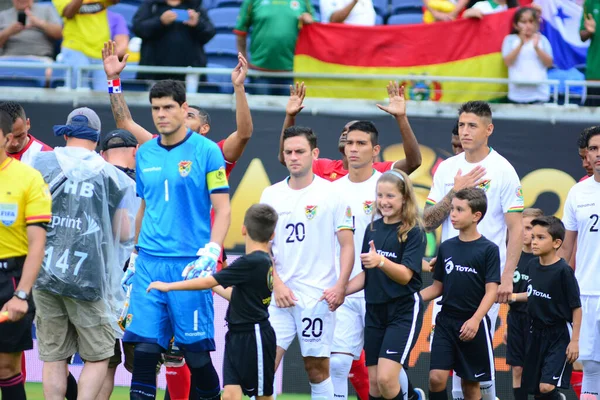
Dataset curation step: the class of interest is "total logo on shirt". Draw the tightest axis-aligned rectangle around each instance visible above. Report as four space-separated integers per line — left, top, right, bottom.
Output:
513 270 529 283
444 257 478 275
527 284 552 300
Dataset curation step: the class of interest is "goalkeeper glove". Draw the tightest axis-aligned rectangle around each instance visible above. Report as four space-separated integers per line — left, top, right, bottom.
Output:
181 242 221 281
121 253 137 292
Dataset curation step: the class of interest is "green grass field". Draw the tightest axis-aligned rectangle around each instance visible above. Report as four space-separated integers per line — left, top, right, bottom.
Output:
24 383 311 400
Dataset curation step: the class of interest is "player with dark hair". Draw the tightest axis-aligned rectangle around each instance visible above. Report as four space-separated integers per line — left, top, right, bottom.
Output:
578 127 594 181
507 208 544 400
0 101 52 165
280 82 422 181
148 203 278 400
0 109 50 400
511 216 581 399
421 187 500 400
261 125 355 400
424 100 523 400
558 126 600 399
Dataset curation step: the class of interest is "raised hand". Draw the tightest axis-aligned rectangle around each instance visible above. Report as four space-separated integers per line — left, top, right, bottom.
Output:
453 166 486 192
360 240 381 269
286 82 306 117
231 53 249 87
376 81 407 118
102 41 129 79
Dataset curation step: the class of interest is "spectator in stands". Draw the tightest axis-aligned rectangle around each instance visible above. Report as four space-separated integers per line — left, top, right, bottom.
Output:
0 0 62 60
580 1 600 106
320 0 376 25
108 10 129 59
132 0 215 82
234 0 314 95
502 7 553 103
53 0 116 90
462 0 517 18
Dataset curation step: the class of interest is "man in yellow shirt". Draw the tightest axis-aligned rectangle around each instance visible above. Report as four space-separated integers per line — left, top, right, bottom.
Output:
0 109 50 400
54 0 117 90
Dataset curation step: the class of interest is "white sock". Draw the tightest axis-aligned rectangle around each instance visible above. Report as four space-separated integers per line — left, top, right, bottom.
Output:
399 368 409 400
480 380 496 400
273 379 277 400
452 373 464 400
582 360 600 397
311 377 335 400
330 354 353 400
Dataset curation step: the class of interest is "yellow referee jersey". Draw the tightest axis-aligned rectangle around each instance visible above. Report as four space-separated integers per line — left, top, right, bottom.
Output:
0 157 51 259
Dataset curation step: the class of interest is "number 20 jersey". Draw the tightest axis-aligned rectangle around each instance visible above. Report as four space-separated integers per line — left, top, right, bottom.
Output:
562 177 600 295
260 176 354 299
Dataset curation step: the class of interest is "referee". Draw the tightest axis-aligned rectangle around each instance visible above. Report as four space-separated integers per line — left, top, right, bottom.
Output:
0 109 51 400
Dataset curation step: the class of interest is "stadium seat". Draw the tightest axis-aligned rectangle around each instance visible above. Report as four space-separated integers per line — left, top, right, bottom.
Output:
390 0 423 14
387 12 422 25
205 33 239 67
108 3 139 29
208 7 239 32
206 62 234 93
311 0 320 13
372 0 389 17
0 58 49 88
212 0 243 8
548 67 587 105
375 14 384 24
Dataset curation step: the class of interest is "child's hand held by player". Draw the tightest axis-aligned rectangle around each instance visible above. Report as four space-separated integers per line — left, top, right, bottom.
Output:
147 281 171 293
459 317 480 341
360 241 381 269
566 339 579 364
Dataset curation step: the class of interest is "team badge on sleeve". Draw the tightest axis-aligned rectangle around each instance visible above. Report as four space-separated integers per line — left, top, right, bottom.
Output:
178 161 192 177
516 186 523 199
363 200 374 215
305 205 317 220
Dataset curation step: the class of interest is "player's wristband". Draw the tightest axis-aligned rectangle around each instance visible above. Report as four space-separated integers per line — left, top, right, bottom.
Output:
509 294 517 303
378 256 385 268
108 78 122 94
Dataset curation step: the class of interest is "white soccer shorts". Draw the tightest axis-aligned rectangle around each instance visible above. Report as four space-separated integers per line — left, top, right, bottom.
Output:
579 295 600 362
269 291 335 358
332 297 366 359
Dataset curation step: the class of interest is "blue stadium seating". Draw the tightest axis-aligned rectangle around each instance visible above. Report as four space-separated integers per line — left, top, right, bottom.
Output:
212 0 243 8
0 58 49 88
208 7 239 32
311 0 320 13
387 12 422 24
108 3 138 29
206 62 234 93
390 0 423 14
205 33 239 67
372 0 389 16
375 14 384 24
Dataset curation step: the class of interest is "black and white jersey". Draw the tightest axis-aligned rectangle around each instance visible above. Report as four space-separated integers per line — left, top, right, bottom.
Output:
526 258 581 327
510 251 536 313
434 236 501 318
33 149 135 302
213 250 273 328
362 220 425 304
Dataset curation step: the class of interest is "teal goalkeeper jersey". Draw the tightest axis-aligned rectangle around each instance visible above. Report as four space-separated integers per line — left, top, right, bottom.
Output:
135 131 229 258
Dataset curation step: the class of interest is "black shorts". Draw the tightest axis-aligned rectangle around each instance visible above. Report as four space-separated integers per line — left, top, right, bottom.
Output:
506 311 530 367
430 312 495 382
0 261 35 353
364 293 423 366
523 322 573 393
223 322 276 397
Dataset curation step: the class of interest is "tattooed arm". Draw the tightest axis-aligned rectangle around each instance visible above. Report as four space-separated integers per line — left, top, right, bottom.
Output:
423 189 455 232
102 41 154 145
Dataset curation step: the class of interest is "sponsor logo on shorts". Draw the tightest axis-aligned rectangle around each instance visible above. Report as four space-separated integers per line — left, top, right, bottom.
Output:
577 203 595 208
385 349 398 355
553 375 560 380
474 372 485 378
184 331 206 337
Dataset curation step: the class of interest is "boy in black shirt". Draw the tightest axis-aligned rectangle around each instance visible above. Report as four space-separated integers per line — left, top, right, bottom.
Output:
507 208 544 400
511 216 582 400
147 204 279 400
421 188 500 400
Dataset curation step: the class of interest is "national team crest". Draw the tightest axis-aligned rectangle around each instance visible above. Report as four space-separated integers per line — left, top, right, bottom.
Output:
363 200 374 215
477 179 491 192
178 161 192 177
305 205 317 220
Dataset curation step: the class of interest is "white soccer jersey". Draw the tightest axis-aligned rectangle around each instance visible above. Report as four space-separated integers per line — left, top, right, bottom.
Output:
332 171 382 298
426 149 523 271
260 176 354 299
562 177 600 295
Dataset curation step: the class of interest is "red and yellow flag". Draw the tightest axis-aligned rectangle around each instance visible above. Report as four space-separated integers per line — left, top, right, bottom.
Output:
294 10 516 102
